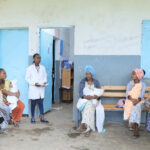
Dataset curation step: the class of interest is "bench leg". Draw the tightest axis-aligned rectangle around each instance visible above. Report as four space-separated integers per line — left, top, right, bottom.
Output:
145 111 148 126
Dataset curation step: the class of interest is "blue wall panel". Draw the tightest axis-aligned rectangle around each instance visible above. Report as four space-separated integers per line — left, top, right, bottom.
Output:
142 21 150 78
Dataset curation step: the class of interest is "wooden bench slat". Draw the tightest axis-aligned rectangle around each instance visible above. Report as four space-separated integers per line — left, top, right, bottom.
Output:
102 92 126 97
103 104 150 111
102 92 150 98
144 93 150 98
146 86 150 91
101 85 150 92
144 108 150 111
101 86 126 90
103 104 123 110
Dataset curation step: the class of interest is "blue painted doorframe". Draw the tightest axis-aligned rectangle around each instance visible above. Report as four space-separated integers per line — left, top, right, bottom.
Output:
40 29 53 112
142 21 150 78
0 29 29 114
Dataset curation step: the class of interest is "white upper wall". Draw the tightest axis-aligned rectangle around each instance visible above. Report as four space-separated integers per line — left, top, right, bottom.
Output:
0 0 150 55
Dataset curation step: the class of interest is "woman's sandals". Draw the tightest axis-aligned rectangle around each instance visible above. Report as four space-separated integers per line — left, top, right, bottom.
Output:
85 130 91 137
83 127 91 137
77 125 92 137
133 133 140 139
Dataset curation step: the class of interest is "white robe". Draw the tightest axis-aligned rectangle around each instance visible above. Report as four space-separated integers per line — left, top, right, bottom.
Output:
25 64 47 100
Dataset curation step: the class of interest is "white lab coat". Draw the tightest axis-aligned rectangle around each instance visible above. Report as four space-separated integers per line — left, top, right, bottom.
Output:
25 64 47 100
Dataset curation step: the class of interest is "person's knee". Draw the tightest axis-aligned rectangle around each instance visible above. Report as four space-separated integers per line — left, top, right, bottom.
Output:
13 106 20 112
38 99 43 105
5 107 10 113
21 103 25 109
31 100 36 106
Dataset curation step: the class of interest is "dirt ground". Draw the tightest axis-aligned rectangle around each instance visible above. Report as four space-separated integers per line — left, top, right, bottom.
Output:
0 103 150 150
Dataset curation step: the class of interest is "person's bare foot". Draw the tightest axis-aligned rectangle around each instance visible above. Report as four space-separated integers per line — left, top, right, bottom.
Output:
77 124 84 132
12 119 19 127
8 120 13 125
85 130 91 137
133 133 140 139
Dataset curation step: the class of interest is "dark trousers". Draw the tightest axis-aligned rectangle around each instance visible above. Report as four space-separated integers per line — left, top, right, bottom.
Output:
31 99 44 118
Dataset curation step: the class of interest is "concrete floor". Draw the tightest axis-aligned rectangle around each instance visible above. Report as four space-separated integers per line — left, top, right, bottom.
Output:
0 103 150 150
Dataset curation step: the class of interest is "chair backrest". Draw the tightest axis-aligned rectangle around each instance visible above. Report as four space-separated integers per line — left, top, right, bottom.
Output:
101 86 150 98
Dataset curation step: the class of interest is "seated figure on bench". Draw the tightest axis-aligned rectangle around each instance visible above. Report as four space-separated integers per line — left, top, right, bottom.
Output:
124 68 146 138
77 65 105 137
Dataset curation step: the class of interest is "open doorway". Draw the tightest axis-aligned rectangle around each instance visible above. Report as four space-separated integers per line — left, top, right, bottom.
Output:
52 39 56 104
39 27 74 110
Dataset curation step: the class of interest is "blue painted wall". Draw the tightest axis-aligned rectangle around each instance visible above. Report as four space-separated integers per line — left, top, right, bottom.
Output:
142 20 150 78
73 55 143 122
0 29 29 114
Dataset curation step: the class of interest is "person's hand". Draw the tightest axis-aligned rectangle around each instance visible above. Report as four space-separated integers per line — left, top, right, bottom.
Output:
83 96 89 100
128 95 132 100
5 100 10 106
93 95 99 99
41 82 47 87
14 91 20 98
35 83 41 87
141 100 145 104
132 99 139 105
84 95 92 100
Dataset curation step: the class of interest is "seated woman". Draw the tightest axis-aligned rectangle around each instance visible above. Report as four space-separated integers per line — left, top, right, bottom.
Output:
0 79 9 132
77 66 105 137
124 68 145 138
0 79 11 122
0 69 25 127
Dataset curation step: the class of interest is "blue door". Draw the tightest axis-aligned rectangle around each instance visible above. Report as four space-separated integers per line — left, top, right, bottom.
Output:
142 21 150 78
40 29 53 112
0 29 29 114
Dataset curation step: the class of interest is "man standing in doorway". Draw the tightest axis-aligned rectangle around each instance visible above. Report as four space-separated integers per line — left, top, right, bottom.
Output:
26 53 49 123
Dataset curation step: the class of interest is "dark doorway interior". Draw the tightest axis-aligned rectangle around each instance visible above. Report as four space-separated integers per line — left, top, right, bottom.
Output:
52 39 56 104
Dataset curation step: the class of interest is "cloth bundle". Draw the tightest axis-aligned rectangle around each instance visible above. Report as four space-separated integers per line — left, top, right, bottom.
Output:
7 80 18 110
77 88 104 111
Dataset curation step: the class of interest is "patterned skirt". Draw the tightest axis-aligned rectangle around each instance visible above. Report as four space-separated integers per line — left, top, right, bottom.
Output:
81 101 96 131
129 102 142 126
0 111 8 129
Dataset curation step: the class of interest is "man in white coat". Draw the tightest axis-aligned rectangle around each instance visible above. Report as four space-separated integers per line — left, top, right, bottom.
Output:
26 53 49 123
